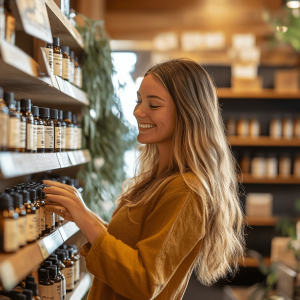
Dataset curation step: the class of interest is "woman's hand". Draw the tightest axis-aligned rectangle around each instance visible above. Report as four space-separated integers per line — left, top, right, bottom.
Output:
43 180 106 244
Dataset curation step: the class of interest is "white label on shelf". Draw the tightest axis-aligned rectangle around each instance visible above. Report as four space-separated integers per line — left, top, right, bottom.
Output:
26 213 37 242
54 281 61 300
26 123 34 151
56 153 64 168
39 284 55 300
0 261 16 290
18 215 27 247
38 239 49 259
65 127 73 150
77 128 82 150
55 127 61 149
8 118 20 149
66 82 75 98
19 121 26 149
59 227 67 241
5 15 15 44
0 113 9 148
61 126 66 151
53 53 62 77
73 127 78 150
37 124 45 149
65 266 74 290
4 218 19 252
62 57 69 80
43 47 53 74
33 123 37 151
68 152 76 165
45 125 54 149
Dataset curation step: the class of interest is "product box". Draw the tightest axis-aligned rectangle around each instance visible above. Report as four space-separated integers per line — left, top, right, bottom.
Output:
246 193 273 217
275 69 299 92
231 77 263 92
231 63 258 79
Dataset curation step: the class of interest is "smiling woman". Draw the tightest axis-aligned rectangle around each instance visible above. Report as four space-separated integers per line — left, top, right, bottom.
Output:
44 58 245 300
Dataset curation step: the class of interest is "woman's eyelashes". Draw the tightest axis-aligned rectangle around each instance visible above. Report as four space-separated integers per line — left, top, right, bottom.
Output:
135 100 161 109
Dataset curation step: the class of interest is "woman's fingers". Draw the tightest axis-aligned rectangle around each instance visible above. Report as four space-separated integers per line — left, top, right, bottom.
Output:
43 180 77 194
45 205 74 222
45 194 75 209
44 186 76 201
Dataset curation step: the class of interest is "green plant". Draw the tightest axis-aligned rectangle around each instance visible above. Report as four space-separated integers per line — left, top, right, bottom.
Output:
75 15 137 221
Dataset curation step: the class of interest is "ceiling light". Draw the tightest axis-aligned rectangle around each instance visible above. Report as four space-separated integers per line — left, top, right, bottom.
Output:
287 0 300 8
276 26 288 32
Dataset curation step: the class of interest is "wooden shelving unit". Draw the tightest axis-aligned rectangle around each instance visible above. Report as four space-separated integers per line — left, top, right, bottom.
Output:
0 150 91 179
238 256 271 268
245 216 278 226
0 222 79 291
229 136 300 147
217 88 300 99
66 273 92 300
239 174 300 184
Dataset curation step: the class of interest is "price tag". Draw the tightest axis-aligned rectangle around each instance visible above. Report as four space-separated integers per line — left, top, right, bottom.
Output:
0 261 17 290
59 227 67 241
68 152 76 165
56 153 64 168
38 239 49 259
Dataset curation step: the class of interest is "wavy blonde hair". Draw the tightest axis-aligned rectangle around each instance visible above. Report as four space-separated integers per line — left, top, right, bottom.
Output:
115 58 245 286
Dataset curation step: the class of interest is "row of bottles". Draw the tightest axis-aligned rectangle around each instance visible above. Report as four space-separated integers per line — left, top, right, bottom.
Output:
238 152 300 178
0 244 80 300
0 0 16 45
0 89 82 152
43 36 82 88
0 177 80 253
226 116 300 138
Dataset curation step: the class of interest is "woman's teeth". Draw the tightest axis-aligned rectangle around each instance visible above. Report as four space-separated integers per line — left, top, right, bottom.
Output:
139 123 155 129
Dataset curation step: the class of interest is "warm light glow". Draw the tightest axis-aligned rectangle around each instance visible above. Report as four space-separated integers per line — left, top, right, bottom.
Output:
276 26 288 32
287 0 300 8
90 109 97 119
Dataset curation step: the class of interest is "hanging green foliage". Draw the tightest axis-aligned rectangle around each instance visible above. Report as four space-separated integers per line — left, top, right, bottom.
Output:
76 15 137 222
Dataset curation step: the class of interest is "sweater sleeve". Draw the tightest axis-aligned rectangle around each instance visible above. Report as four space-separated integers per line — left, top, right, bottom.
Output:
80 190 205 300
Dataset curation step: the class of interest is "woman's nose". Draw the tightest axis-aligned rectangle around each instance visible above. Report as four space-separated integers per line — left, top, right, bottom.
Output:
134 103 147 118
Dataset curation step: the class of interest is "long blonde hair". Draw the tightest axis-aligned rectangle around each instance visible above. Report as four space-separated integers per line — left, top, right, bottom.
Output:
115 58 245 286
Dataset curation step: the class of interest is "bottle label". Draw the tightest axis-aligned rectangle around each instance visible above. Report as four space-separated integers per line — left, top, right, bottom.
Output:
74 68 79 87
59 215 64 222
5 15 15 44
77 128 82 149
55 213 59 223
78 68 82 88
55 127 61 149
39 285 55 300
45 125 54 149
33 124 37 151
45 211 55 229
43 48 53 74
70 62 74 84
54 281 61 300
37 124 45 149
62 57 69 80
40 206 45 232
36 208 40 237
73 127 78 150
26 123 34 150
61 126 66 150
0 113 9 148
8 118 20 148
73 261 77 282
53 53 62 77
65 266 74 290
19 121 26 149
4 218 19 252
61 274 66 297
266 158 277 178
270 120 282 138
76 259 80 281
26 213 37 242
18 215 27 247
283 120 293 138
65 127 73 150
251 158 266 177
280 158 291 176
0 9 5 40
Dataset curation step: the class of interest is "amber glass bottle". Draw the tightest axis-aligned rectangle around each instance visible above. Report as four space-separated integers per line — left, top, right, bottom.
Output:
50 109 61 152
61 46 70 81
69 51 75 84
21 99 35 153
59 110 66 152
57 250 74 292
63 111 74 151
11 192 26 247
39 107 54 153
16 101 25 152
0 87 9 151
32 106 45 153
53 37 62 77
72 114 78 150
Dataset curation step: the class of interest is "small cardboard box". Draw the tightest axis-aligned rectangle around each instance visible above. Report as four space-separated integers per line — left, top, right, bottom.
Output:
246 193 273 217
231 77 263 92
275 69 299 92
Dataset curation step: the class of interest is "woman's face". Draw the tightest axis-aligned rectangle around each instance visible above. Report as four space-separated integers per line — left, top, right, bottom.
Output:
134 74 177 146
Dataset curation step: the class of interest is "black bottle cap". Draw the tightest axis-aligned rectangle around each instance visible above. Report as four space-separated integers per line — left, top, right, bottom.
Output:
26 282 39 297
66 179 74 186
63 111 72 120
4 91 15 106
68 248 74 257
21 190 30 204
56 251 66 261
63 249 70 259
53 37 60 47
32 106 39 117
74 179 79 188
26 275 35 283
10 290 20 299
10 192 22 208
70 51 74 59
68 244 78 251
22 289 33 300
5 188 14 194
20 99 32 111
43 261 52 268
14 293 26 300
72 114 77 124
39 107 50 118
48 257 58 265
50 253 58 259
16 101 20 112
61 46 70 55
39 269 49 280
28 189 36 202
36 187 43 198
50 109 58 119
0 86 3 99
0 193 13 210
47 266 57 278
59 244 68 250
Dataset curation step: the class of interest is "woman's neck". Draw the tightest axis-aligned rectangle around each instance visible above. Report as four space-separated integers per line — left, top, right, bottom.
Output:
157 141 173 175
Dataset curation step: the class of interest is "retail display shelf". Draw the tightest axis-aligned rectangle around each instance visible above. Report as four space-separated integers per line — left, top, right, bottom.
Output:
45 0 84 53
229 136 300 147
0 150 91 179
238 256 271 268
240 174 300 184
217 88 300 99
66 273 92 300
0 222 79 291
245 216 278 226
0 41 88 107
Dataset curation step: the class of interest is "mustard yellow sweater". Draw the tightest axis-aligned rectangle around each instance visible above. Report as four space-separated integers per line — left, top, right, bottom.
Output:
80 173 206 300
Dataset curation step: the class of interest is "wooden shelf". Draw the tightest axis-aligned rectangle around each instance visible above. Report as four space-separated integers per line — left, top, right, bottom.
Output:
240 174 300 184
238 256 271 267
229 136 300 147
0 150 91 179
0 40 88 107
217 88 300 99
66 273 92 300
45 0 84 54
245 216 278 226
0 222 79 291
